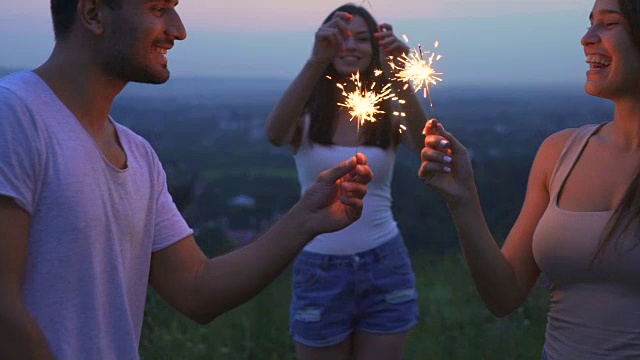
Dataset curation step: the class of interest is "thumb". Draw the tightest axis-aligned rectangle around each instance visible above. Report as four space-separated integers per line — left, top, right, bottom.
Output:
423 118 439 137
317 157 357 184
436 123 466 154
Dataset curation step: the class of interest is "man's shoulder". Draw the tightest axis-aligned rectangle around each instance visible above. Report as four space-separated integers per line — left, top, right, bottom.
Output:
0 71 37 95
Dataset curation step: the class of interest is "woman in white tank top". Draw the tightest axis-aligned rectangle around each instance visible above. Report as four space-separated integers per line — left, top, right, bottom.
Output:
266 4 429 360
419 0 640 358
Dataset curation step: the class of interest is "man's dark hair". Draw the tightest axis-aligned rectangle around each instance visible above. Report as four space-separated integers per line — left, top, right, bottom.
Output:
51 0 122 41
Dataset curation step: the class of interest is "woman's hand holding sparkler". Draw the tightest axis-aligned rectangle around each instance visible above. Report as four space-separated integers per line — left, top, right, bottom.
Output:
419 119 477 207
295 153 373 237
375 23 409 59
311 12 353 65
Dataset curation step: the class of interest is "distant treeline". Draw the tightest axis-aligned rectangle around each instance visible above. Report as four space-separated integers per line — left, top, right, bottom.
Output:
111 85 612 253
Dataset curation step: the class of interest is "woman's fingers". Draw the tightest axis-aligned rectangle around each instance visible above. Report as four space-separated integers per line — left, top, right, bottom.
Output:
327 12 352 37
377 23 393 32
316 27 344 51
333 11 353 22
424 134 450 150
435 123 467 155
421 146 452 167
418 159 452 179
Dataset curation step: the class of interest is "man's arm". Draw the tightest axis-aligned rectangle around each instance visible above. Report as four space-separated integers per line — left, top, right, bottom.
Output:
0 196 55 359
149 155 372 324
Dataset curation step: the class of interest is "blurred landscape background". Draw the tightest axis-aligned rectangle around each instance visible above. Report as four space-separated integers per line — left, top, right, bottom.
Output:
1 66 612 358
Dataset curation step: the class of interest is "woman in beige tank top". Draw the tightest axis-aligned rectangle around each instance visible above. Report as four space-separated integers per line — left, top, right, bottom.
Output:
420 0 640 358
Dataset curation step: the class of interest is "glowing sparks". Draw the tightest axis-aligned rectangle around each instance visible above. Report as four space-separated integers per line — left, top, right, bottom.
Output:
337 71 395 126
390 38 443 98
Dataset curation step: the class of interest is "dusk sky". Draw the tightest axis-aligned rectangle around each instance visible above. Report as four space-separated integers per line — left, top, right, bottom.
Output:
1 0 592 86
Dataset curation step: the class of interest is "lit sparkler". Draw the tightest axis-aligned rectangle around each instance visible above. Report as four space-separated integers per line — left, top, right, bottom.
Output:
389 37 444 124
336 70 395 154
337 71 394 126
390 40 443 98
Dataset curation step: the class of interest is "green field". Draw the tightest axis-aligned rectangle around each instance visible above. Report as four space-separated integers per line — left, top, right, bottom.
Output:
140 253 549 360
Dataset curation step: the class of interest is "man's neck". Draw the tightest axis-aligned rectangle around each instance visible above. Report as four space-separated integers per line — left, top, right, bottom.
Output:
34 45 127 136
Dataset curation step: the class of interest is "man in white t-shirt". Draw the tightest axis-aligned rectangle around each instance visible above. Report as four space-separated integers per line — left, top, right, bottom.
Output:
0 0 373 359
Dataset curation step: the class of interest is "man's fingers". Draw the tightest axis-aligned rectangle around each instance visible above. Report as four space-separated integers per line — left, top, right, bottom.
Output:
317 157 357 184
340 196 363 212
341 181 367 198
355 152 368 165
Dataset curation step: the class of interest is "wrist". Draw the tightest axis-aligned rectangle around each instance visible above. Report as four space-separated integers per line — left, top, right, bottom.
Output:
283 202 318 244
446 185 480 215
307 56 331 69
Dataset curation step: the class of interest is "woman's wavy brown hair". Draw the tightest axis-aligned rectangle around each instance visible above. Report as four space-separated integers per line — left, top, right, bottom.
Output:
305 3 397 149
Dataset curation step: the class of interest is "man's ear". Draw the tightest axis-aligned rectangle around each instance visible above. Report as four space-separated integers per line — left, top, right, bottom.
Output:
77 0 106 35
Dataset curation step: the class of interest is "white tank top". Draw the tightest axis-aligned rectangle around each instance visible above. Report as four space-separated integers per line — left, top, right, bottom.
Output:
293 115 399 254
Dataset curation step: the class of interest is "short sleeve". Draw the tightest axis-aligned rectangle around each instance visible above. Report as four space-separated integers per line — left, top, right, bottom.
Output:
150 153 193 252
0 87 42 214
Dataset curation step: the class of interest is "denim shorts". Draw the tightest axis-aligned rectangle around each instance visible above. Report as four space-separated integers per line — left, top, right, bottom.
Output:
289 233 420 347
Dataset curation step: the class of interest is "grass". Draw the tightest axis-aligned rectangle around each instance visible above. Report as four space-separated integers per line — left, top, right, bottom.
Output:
140 253 549 360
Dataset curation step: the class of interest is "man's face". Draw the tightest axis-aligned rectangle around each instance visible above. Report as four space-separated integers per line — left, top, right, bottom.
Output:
100 0 187 84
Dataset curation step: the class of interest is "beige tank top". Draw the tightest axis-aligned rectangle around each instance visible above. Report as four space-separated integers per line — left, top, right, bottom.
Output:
532 123 640 359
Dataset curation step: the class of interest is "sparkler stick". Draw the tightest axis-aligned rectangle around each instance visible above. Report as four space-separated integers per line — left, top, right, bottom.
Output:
390 38 443 120
336 71 395 156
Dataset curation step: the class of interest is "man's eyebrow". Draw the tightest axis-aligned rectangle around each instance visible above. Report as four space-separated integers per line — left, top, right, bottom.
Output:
145 0 179 5
590 8 623 20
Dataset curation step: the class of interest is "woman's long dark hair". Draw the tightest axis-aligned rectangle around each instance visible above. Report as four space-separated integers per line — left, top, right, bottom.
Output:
306 3 396 149
592 0 640 262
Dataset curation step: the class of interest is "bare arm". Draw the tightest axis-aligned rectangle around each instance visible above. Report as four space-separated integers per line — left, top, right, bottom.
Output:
265 59 327 148
0 196 55 359
150 155 373 324
266 12 352 147
419 120 573 316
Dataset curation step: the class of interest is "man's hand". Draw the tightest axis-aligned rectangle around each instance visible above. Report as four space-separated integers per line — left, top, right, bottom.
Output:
296 153 373 237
